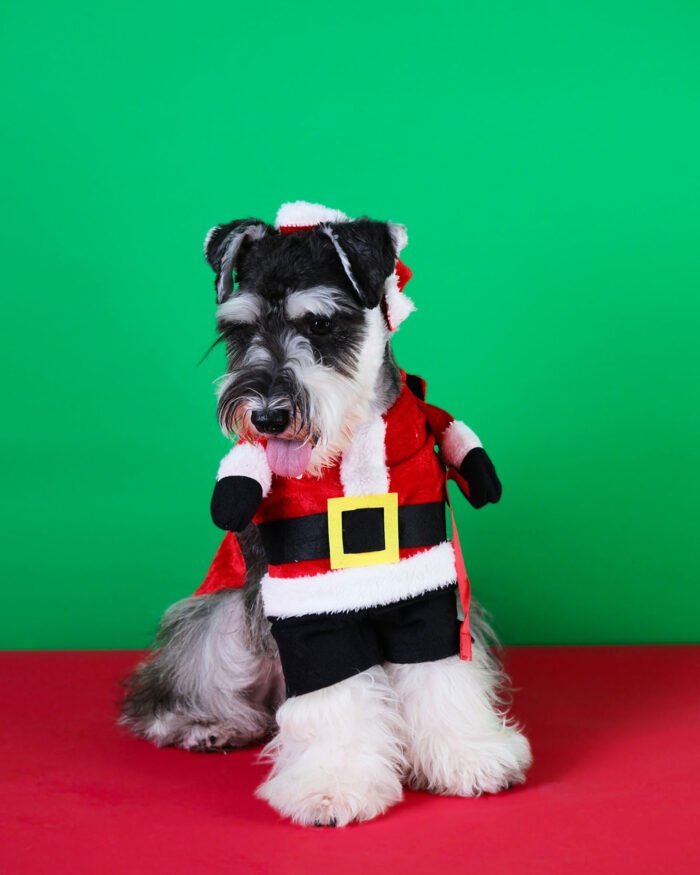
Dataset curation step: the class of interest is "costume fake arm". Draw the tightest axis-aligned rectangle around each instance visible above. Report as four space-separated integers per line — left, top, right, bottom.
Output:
210 442 272 531
420 401 502 509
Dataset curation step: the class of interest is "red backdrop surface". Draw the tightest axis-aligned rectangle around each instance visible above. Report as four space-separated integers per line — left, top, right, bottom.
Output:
1 647 698 874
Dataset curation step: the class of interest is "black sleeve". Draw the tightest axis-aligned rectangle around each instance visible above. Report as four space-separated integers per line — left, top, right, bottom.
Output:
458 448 502 509
211 476 263 531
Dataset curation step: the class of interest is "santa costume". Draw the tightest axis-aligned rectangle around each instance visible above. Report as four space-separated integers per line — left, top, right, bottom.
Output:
197 202 491 696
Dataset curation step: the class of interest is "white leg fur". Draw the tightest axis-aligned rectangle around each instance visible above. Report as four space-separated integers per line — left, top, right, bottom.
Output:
256 667 407 826
386 647 532 795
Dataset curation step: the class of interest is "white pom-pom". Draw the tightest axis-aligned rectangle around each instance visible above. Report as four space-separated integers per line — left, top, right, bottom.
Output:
384 272 416 332
275 201 349 229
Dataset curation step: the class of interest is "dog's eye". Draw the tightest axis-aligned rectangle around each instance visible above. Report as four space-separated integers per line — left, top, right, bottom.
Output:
308 316 333 336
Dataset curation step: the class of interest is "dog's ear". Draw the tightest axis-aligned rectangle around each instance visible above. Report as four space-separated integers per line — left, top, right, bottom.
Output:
204 219 273 303
322 219 406 309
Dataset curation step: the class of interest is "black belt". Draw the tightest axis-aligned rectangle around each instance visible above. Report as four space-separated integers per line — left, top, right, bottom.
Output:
257 501 446 566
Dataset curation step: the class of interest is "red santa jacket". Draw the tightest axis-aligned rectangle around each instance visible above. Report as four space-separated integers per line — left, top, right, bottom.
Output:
197 374 482 657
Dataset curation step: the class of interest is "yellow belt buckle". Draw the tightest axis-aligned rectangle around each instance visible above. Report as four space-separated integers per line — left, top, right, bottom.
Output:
327 493 400 570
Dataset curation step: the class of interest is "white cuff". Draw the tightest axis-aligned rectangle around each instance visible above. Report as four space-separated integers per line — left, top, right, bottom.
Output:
440 420 483 469
261 542 457 618
217 442 272 497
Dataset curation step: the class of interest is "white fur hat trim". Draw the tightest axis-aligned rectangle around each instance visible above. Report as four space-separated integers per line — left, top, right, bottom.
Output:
275 201 349 229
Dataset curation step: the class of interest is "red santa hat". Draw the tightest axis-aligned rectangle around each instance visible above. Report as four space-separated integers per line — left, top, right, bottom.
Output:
274 200 415 332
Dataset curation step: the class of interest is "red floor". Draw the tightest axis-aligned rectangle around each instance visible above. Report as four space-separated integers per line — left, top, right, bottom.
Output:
0 647 698 875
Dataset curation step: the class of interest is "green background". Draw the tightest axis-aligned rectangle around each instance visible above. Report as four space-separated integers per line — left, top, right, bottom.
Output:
1 1 698 649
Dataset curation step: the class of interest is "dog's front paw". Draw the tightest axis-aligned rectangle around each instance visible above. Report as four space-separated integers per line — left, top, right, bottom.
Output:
411 724 532 796
256 667 406 826
256 760 403 827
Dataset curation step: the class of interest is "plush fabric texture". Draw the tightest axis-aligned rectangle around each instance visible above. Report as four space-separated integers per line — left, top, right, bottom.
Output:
254 379 449 581
259 542 459 619
197 376 479 614
216 442 272 495
280 381 442 511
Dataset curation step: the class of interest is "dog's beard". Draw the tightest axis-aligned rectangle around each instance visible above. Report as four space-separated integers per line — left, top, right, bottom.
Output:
216 381 313 444
216 309 389 476
216 369 363 476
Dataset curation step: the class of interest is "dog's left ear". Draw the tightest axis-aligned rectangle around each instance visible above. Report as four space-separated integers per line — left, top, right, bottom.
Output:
204 219 274 303
323 219 407 309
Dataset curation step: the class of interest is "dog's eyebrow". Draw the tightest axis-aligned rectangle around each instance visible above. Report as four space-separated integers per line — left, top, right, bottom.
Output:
217 291 264 325
285 286 344 320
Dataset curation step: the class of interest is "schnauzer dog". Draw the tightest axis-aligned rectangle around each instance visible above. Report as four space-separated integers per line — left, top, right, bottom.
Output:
121 201 531 826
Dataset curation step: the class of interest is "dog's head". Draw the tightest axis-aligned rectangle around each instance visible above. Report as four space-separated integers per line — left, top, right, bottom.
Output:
205 208 410 476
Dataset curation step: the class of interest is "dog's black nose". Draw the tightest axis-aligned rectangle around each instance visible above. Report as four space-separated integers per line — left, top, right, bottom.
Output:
251 408 290 435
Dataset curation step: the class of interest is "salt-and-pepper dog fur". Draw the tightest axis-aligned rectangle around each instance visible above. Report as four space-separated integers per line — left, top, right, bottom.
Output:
120 206 531 826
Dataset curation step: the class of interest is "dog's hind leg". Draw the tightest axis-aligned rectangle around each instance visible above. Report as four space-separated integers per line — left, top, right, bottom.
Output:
120 585 284 751
256 666 407 826
385 643 532 796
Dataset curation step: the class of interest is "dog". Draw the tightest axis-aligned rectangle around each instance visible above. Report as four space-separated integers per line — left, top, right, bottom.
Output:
121 201 532 826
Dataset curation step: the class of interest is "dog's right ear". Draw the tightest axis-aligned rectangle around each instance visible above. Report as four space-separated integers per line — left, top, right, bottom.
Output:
204 219 273 303
321 219 404 310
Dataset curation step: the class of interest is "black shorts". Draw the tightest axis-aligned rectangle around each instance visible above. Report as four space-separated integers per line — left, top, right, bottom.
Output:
269 585 460 696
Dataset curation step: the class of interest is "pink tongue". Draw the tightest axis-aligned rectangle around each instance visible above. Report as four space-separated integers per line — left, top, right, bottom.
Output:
265 438 313 478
